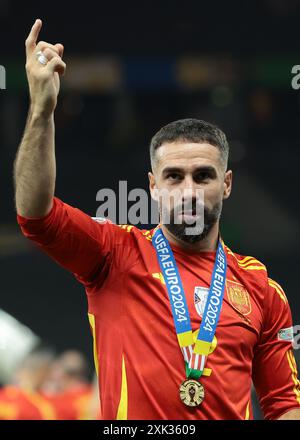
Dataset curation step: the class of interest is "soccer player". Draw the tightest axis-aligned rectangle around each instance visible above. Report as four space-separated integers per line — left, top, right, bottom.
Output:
14 19 300 420
43 350 94 420
0 348 56 420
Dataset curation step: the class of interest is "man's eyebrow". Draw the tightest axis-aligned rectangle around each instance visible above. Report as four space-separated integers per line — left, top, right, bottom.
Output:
162 165 217 175
162 167 184 175
193 165 217 175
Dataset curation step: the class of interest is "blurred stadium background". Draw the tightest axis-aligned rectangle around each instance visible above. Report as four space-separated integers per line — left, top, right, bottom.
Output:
0 0 300 419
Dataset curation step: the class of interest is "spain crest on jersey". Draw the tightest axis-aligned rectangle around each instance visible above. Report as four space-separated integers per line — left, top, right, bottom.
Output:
226 280 251 316
194 286 209 317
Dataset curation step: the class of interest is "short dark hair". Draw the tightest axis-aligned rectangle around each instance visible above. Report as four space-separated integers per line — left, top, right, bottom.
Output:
150 118 229 170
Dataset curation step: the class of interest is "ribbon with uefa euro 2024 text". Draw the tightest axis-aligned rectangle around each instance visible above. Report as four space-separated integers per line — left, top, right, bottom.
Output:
152 228 227 379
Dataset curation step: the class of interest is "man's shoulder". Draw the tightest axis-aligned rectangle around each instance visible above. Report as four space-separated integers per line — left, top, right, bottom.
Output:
91 218 156 245
225 244 288 303
224 244 267 275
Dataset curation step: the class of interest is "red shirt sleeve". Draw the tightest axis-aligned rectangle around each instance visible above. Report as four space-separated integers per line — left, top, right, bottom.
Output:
17 197 122 287
252 277 300 419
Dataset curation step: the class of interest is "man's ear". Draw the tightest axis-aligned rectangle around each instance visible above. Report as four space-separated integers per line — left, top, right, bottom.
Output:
148 172 158 201
223 170 232 200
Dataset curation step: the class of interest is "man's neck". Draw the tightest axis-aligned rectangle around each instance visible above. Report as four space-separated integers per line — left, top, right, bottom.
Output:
161 222 220 253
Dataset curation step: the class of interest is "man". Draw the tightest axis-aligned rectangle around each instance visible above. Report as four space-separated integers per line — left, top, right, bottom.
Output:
14 19 300 420
0 347 56 420
42 350 94 420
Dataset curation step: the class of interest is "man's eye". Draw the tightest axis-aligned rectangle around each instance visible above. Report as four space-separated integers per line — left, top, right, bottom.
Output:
167 173 181 181
195 172 210 181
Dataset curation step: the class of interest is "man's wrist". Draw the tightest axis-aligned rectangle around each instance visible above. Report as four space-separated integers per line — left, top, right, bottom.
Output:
28 106 54 124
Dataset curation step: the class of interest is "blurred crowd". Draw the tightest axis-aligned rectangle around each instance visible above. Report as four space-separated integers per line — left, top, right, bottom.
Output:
0 347 100 420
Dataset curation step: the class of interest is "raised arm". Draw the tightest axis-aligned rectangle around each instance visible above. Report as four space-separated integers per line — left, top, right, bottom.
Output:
13 23 131 287
14 19 66 217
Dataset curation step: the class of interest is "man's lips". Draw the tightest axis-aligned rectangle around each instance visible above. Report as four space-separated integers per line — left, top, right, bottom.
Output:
179 210 201 216
178 211 202 222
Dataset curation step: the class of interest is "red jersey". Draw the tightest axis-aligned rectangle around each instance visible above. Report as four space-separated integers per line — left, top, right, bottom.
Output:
17 197 300 420
0 386 56 420
47 385 93 420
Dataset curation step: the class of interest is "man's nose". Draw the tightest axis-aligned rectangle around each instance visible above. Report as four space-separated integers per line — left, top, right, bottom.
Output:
182 175 198 197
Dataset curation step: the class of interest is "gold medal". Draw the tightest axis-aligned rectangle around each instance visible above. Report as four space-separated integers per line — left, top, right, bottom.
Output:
179 379 205 407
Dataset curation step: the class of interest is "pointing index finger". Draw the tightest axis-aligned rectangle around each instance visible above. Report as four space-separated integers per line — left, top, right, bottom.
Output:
25 19 42 55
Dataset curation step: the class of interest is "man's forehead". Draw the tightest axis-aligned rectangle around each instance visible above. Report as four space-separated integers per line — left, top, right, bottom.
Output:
155 141 221 168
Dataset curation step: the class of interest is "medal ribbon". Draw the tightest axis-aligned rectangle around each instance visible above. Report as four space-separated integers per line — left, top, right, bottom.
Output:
152 228 227 379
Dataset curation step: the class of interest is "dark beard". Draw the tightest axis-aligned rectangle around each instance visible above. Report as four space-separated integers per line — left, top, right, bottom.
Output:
164 201 222 244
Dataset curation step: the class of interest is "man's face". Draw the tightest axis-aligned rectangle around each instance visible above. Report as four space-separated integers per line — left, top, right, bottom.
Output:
148 142 232 243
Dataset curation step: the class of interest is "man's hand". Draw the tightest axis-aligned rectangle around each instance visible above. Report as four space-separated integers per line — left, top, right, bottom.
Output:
25 19 66 117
